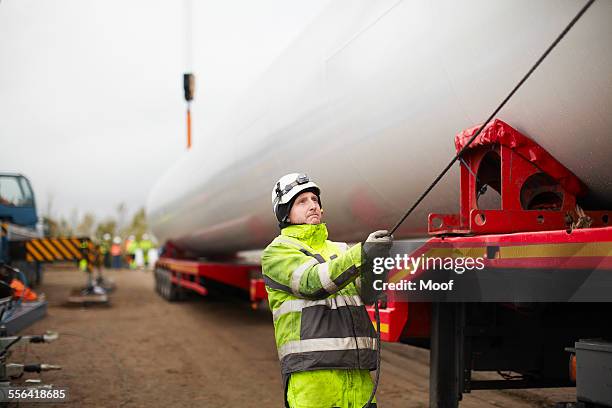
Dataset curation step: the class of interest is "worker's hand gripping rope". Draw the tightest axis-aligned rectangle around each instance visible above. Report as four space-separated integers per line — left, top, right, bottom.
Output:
363 230 393 259
361 230 394 305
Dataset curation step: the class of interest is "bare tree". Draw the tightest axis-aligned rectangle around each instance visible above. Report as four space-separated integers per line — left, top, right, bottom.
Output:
69 208 79 232
116 202 127 232
58 217 73 236
76 212 96 238
95 218 117 241
45 192 54 219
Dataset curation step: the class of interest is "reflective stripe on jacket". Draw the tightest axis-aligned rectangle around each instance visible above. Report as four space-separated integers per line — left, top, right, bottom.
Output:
261 223 377 377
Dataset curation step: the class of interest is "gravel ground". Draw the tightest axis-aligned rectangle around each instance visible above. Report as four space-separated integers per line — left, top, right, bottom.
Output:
8 266 575 407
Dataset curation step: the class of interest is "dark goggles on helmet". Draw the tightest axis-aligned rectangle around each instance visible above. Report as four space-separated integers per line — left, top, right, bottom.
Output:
275 173 310 201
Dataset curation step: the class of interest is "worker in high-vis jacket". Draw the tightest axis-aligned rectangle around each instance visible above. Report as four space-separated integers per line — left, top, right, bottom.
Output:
262 173 393 408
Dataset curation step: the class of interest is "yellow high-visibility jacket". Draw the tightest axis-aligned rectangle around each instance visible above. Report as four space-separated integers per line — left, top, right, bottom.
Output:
262 223 377 408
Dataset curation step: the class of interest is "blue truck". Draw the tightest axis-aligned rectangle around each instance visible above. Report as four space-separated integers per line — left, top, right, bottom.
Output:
0 173 47 333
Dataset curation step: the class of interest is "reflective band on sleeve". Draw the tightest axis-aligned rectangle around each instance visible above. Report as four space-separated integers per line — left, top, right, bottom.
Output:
278 336 376 360
312 253 326 263
263 275 293 294
316 262 338 293
290 258 318 296
273 295 363 321
332 265 359 288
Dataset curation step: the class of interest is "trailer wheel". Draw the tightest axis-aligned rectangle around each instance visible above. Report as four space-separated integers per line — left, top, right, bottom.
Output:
154 268 163 295
154 268 167 298
155 268 180 302
161 271 171 300
166 276 179 301
162 270 172 300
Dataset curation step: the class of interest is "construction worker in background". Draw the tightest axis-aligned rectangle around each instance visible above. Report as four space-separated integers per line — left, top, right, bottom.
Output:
110 236 122 269
78 240 106 295
101 233 112 268
140 233 153 268
146 245 158 270
262 173 393 408
126 235 137 269
134 240 145 269
79 240 90 273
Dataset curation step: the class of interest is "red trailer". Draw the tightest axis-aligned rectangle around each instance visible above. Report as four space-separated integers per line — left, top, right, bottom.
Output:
154 120 612 407
154 243 267 308
366 121 612 407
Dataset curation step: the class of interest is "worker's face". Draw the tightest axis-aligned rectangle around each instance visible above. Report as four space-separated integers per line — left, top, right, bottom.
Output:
288 191 322 225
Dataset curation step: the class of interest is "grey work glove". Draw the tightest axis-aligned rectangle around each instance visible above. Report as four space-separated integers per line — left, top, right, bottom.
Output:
361 230 393 304
362 230 393 260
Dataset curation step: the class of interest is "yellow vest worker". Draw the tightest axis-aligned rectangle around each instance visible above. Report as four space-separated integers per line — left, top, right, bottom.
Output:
262 173 393 408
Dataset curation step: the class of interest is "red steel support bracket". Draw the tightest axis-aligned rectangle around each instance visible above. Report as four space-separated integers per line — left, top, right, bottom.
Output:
429 119 609 235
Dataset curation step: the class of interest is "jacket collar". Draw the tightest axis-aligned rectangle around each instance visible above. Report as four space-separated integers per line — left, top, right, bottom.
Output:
281 223 328 249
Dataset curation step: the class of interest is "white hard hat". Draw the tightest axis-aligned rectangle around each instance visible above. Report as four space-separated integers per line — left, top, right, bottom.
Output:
271 173 320 223
113 236 121 244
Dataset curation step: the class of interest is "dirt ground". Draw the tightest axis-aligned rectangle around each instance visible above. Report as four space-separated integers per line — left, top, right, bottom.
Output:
11 266 575 407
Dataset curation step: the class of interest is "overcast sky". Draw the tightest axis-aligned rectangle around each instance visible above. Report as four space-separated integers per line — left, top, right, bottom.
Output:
0 0 329 226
